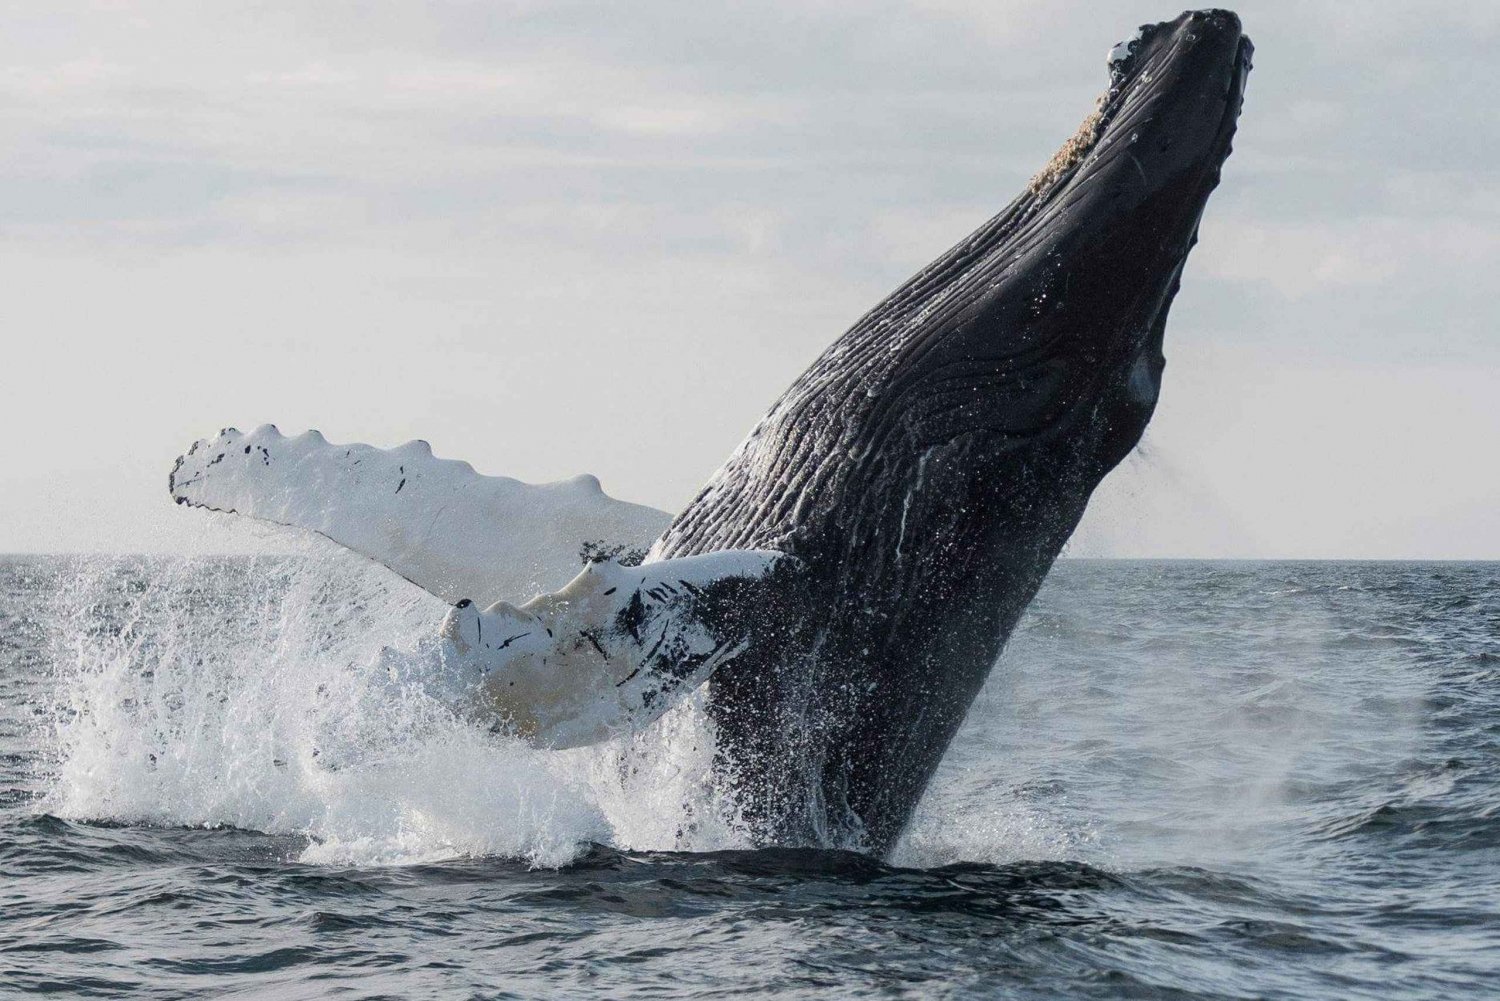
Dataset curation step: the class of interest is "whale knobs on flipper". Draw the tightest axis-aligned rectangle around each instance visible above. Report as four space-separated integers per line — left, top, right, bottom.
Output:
430 551 792 748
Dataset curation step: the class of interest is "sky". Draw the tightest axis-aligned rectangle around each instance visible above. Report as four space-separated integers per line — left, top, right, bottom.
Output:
2 1 1496 558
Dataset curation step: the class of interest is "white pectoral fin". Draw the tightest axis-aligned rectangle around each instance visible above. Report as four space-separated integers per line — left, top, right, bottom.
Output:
169 425 672 605
432 550 792 749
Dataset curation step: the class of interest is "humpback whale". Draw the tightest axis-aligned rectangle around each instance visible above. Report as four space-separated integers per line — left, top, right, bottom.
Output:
170 9 1251 854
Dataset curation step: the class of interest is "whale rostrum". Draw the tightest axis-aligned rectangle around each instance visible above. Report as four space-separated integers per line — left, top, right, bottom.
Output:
170 10 1251 855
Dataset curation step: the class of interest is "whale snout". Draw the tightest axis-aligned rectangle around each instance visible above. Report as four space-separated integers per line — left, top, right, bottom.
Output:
1111 9 1244 78
1089 8 1249 189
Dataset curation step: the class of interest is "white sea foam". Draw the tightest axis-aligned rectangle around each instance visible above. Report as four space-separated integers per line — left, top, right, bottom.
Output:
892 786 1092 869
39 522 746 867
37 523 1430 875
34 518 1101 871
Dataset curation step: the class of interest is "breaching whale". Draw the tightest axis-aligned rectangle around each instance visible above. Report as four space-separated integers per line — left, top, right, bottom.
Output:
170 9 1251 854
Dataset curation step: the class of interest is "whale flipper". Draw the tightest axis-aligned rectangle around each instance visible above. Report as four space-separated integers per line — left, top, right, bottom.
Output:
420 550 793 748
169 425 672 605
170 426 786 748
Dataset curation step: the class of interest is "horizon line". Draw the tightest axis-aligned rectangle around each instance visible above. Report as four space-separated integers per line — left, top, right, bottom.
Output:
2 551 1497 564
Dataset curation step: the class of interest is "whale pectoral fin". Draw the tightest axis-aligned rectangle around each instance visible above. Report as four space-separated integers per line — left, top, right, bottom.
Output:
433 550 794 749
169 425 673 606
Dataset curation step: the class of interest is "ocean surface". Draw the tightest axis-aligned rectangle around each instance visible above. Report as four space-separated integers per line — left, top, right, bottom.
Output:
1 552 1496 999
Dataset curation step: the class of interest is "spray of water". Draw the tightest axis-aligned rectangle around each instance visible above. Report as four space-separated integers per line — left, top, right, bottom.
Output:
40 518 1413 873
38 525 750 867
1066 440 1269 558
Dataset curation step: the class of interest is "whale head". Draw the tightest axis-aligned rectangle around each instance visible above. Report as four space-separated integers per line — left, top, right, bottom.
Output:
851 8 1254 505
1000 8 1253 473
655 9 1253 572
840 8 1253 560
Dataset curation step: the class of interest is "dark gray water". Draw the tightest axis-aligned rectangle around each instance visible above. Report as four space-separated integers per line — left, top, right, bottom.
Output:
2 555 1497 998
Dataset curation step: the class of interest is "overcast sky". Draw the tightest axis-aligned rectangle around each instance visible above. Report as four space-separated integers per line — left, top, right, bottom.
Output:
3 1 1496 558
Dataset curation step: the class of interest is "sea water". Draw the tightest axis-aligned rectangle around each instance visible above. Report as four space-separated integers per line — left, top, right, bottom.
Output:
2 550 1496 998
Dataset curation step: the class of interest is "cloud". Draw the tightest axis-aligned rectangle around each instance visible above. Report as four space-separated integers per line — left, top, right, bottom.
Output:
2 0 1497 554
1201 216 1500 297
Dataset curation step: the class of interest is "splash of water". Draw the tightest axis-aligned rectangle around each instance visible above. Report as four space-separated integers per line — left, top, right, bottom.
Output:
37 527 749 867
34 530 1430 875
